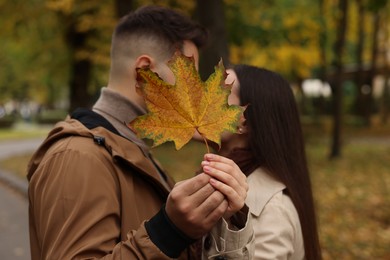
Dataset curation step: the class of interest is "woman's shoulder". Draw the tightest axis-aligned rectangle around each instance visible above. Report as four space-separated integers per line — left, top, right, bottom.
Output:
266 190 299 222
246 168 286 216
247 168 301 229
246 167 300 222
247 167 284 187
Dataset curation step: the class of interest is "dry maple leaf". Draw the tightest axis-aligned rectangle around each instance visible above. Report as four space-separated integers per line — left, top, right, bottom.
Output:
129 51 243 151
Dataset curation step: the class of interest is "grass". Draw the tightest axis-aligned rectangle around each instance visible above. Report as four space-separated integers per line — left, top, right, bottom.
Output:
1 117 389 259
0 121 51 141
152 140 206 181
1 153 33 179
306 139 390 259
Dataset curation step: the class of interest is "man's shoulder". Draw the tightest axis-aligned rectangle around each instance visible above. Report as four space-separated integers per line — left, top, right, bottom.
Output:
49 134 105 154
31 116 118 169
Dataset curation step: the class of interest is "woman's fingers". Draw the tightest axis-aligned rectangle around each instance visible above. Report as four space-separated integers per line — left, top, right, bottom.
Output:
202 154 248 196
203 154 247 188
201 153 249 218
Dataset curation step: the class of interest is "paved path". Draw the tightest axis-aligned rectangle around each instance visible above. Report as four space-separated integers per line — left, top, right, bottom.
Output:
0 138 44 260
0 138 44 197
0 138 44 160
0 183 30 259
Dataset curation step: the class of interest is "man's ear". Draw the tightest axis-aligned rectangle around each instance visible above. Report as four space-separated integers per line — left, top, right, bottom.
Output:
135 55 153 69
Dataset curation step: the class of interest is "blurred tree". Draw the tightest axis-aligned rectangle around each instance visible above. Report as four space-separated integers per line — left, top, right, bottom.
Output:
329 0 349 159
195 0 229 80
318 0 328 83
364 10 380 127
225 0 321 83
382 74 390 125
364 0 389 126
115 0 134 17
348 0 389 126
46 1 116 112
0 0 68 107
380 2 390 125
135 0 194 15
224 0 325 119
353 0 367 120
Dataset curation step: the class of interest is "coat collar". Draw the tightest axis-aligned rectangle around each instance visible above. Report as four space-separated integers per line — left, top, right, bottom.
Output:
92 87 149 155
245 167 286 216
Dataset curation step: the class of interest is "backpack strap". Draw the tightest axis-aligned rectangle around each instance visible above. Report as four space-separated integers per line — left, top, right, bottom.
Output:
71 108 121 136
70 107 125 147
70 108 122 145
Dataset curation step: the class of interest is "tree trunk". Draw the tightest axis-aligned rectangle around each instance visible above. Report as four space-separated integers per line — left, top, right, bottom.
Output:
381 75 390 125
318 0 328 82
66 22 94 112
195 0 229 80
354 0 366 119
66 1 134 113
381 9 390 125
68 58 92 112
363 12 380 127
295 79 307 116
114 0 134 18
329 0 349 159
318 0 329 121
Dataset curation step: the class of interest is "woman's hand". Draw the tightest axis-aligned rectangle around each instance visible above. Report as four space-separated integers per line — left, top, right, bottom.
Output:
201 153 248 220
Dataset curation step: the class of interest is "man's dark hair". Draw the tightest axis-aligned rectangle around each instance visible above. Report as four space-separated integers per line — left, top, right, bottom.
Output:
113 5 207 58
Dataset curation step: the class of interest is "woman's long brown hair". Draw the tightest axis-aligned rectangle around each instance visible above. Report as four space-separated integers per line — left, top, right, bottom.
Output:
233 65 322 259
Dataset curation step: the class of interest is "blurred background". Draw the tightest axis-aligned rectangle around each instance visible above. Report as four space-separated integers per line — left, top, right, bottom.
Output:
0 0 389 259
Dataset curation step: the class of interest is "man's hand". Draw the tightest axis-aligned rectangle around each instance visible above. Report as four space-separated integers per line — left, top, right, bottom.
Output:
165 173 228 239
201 153 248 220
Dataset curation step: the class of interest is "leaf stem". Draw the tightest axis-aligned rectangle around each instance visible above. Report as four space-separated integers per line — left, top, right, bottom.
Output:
200 133 210 154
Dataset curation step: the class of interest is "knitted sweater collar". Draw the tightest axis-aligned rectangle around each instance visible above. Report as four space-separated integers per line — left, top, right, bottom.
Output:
92 87 149 152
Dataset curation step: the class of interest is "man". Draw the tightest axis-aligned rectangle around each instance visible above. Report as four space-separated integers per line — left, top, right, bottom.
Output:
27 5 253 259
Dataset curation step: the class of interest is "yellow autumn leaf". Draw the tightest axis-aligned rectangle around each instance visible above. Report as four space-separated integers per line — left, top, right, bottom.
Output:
129 51 243 150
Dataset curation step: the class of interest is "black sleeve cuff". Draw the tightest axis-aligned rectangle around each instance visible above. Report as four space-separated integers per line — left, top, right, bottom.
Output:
145 205 197 258
230 204 249 229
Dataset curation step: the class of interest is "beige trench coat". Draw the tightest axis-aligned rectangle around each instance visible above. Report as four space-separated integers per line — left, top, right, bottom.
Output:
245 168 305 260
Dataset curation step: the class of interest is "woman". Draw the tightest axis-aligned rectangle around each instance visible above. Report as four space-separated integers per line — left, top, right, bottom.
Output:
203 64 321 259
